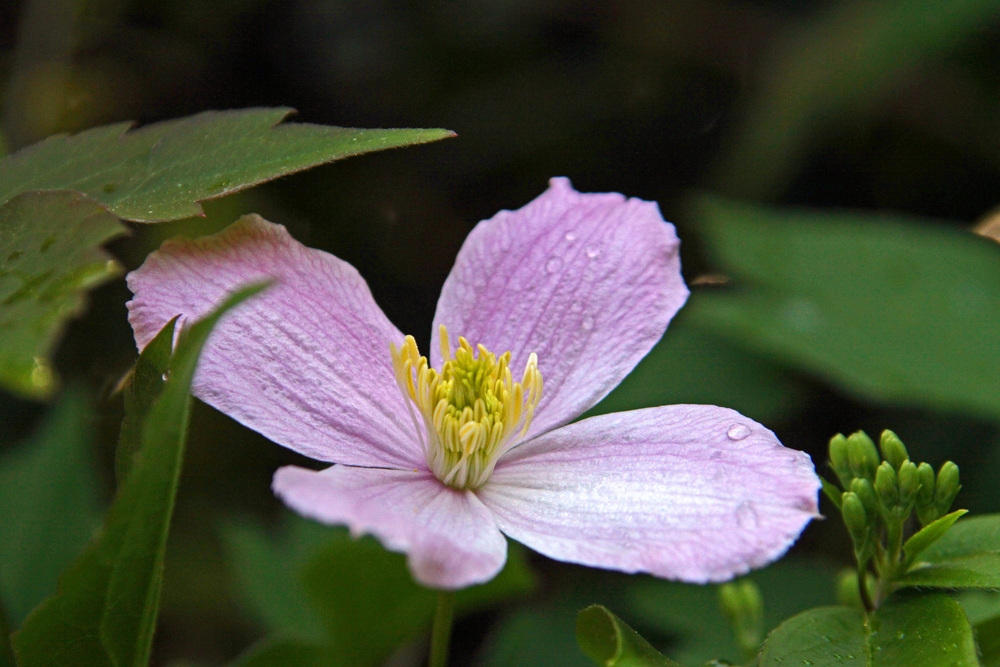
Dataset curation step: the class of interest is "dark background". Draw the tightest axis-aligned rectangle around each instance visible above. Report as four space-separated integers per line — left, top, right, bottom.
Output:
2 1 999 665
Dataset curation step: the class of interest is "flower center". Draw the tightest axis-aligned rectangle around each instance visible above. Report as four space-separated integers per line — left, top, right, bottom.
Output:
390 325 543 490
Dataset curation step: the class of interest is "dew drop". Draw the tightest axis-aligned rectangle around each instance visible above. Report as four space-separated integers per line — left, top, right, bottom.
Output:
161 372 169 382
564 231 577 242
727 423 751 440
581 315 594 330
736 501 758 529
545 256 564 273
570 300 584 313
585 245 600 259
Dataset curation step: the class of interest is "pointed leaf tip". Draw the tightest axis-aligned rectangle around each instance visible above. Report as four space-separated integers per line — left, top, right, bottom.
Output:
0 108 456 222
576 605 685 667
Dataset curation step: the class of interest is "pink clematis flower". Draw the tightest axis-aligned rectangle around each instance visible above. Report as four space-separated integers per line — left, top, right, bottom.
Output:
127 177 820 590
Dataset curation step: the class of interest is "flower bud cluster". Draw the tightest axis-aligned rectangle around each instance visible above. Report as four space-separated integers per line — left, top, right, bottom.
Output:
824 429 964 609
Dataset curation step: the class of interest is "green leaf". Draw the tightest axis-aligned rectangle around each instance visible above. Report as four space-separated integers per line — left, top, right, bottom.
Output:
0 191 126 399
12 282 269 667
759 606 867 667
714 0 1000 199
870 594 979 666
222 519 328 645
0 387 100 626
479 605 593 667
0 598 14 667
896 554 1000 589
0 108 454 222
903 510 968 564
915 514 1000 561
297 533 431 665
822 477 844 510
977 616 1000 667
230 637 326 667
115 314 176 484
897 514 1000 589
956 590 1000 625
627 558 840 665
687 197 1000 420
759 594 979 666
585 313 803 424
224 516 535 666
576 605 685 667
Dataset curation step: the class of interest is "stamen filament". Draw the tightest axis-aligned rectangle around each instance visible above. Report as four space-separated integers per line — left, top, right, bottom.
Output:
389 325 543 490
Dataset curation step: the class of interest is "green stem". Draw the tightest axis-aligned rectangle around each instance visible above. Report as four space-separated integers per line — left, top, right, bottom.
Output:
857 563 875 614
874 517 904 606
428 591 455 667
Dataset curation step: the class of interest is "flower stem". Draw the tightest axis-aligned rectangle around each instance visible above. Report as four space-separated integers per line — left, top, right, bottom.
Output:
428 590 455 667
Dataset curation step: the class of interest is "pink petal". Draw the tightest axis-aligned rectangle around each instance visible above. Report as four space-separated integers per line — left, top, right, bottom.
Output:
431 178 688 441
478 405 820 583
273 465 507 589
127 215 422 469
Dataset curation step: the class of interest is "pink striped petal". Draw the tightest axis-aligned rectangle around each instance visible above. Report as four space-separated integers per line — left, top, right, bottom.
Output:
431 178 688 441
273 465 507 589
478 405 819 583
126 215 422 469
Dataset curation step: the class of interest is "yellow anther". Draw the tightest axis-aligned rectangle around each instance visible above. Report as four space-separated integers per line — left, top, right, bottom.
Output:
390 324 543 489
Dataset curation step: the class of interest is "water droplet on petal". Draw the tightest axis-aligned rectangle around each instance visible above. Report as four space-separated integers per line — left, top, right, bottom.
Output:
727 423 751 440
581 315 594 330
736 501 758 529
546 256 563 273
564 231 577 242
585 245 600 259
570 300 584 313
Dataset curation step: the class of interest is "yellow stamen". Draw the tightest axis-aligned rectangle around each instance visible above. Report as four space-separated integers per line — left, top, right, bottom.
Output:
390 325 543 490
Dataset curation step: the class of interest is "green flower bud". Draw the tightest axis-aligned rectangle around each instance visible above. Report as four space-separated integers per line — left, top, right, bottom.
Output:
718 582 743 619
849 478 879 522
934 461 961 514
842 492 870 549
828 433 852 488
874 461 899 508
847 431 879 481
916 462 936 506
835 569 875 611
897 460 919 507
835 569 862 609
718 580 764 658
879 429 909 470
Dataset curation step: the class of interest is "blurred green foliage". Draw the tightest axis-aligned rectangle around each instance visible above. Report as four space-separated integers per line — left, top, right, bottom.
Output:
627 558 839 665
0 387 100 626
714 0 1000 200
12 284 265 667
586 312 805 424
224 516 536 667
2 0 1000 663
687 196 1000 421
